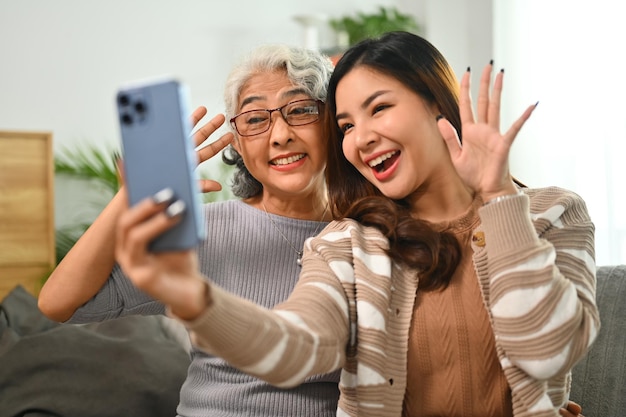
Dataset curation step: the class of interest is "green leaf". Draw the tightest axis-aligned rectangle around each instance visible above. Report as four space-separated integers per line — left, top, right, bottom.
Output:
54 144 120 193
329 6 420 46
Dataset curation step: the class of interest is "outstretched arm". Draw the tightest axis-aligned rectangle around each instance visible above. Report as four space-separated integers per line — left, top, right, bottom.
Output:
114 193 349 387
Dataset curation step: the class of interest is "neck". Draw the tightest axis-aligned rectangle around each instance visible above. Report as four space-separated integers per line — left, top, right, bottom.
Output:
246 192 330 221
406 177 474 223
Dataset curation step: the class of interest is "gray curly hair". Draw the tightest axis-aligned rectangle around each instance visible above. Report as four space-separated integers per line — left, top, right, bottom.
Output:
222 44 334 199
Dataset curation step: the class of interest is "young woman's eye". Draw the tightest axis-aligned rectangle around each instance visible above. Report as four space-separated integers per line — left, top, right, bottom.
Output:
373 104 390 114
339 123 353 133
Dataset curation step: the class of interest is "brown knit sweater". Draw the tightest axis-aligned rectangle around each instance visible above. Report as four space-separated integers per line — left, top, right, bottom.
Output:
403 197 512 416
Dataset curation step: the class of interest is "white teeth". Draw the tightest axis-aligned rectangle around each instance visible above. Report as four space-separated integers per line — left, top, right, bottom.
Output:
368 151 397 168
271 153 305 166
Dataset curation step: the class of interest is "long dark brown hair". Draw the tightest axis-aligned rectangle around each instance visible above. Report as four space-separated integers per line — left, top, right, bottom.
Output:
325 31 462 290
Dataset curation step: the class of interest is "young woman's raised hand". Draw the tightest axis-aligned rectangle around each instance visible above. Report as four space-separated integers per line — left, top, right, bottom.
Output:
437 63 536 202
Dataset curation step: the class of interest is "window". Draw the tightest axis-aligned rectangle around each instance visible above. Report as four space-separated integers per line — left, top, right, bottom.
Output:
494 0 626 265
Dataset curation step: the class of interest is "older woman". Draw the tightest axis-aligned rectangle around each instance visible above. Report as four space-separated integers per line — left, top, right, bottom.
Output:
38 44 338 417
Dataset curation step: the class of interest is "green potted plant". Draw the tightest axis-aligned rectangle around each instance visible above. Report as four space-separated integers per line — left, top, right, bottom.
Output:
329 6 421 49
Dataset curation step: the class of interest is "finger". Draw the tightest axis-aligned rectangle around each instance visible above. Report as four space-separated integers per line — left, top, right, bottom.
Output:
115 192 167 261
189 106 208 129
116 155 126 186
126 204 182 251
118 198 184 262
459 67 475 125
117 189 174 238
437 115 462 159
193 113 227 148
477 62 493 123
558 409 575 417
197 178 223 194
196 131 234 164
488 68 504 129
503 102 538 145
566 401 582 415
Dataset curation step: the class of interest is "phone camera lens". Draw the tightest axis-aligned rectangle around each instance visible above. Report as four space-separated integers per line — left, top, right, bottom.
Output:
134 101 146 114
121 113 133 125
118 94 130 106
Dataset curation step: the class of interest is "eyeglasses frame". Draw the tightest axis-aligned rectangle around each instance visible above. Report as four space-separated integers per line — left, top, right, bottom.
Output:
229 98 324 137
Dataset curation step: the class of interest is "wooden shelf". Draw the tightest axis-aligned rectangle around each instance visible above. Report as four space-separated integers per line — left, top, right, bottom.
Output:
0 130 55 300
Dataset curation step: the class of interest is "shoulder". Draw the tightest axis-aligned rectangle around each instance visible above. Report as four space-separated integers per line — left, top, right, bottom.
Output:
202 199 258 220
304 219 394 282
523 186 586 206
523 186 591 222
309 219 389 252
202 199 242 213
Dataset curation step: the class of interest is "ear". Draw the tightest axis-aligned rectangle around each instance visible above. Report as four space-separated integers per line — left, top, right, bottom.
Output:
231 135 242 154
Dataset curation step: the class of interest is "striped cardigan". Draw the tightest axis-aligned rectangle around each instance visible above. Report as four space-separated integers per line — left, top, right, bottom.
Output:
185 186 599 417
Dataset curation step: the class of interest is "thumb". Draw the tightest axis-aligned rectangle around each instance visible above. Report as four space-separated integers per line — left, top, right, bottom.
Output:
437 115 462 159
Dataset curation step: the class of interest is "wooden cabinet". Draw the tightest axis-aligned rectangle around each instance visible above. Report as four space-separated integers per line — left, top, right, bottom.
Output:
0 131 55 300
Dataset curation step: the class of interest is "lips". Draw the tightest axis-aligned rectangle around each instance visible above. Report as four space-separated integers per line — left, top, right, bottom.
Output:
270 153 306 166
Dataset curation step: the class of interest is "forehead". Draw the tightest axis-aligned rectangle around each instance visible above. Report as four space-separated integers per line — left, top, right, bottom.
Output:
335 67 401 107
337 66 399 94
238 70 306 109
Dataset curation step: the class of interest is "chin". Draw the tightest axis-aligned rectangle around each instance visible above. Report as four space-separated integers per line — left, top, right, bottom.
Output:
379 189 409 201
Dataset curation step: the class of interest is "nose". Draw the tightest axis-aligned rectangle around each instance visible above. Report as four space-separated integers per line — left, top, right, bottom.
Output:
353 122 378 150
268 111 292 146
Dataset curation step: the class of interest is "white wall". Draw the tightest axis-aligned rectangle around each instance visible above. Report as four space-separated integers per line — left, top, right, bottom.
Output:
0 0 490 154
400 0 493 79
0 0 386 155
0 0 492 226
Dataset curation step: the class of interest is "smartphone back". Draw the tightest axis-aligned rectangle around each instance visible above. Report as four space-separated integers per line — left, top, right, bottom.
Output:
117 78 204 251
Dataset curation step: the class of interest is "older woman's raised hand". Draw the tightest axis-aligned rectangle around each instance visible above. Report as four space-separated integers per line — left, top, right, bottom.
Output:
189 106 234 194
437 63 537 203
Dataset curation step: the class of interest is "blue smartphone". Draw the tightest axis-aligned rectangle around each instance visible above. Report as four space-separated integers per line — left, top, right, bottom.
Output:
116 78 204 252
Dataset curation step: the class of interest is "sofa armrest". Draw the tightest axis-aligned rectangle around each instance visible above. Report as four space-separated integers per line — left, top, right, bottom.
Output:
570 265 626 416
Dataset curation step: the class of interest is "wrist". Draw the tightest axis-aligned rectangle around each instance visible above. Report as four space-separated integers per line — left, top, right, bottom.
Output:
172 277 212 321
482 189 522 206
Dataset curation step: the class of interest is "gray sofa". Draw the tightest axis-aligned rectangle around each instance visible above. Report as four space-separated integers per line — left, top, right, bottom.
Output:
570 265 626 417
0 287 190 417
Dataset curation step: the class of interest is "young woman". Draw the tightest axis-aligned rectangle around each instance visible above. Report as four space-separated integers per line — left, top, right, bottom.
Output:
114 32 598 417
38 44 339 417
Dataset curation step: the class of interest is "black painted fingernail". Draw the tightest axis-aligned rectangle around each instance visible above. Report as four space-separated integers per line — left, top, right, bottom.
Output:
489 59 494 65
165 200 186 218
153 188 174 204
436 114 445 121
500 68 505 73
466 66 471 72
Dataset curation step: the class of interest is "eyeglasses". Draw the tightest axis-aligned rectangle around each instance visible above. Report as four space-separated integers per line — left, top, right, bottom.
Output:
230 99 323 137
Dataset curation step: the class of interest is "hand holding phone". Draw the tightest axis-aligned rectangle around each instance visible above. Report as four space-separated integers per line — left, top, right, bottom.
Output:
116 78 204 252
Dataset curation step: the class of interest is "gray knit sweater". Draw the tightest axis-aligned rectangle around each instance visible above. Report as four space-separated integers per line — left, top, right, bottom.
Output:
70 199 340 417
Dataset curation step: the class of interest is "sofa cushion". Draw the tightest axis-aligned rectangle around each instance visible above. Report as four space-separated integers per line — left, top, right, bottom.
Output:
0 285 191 417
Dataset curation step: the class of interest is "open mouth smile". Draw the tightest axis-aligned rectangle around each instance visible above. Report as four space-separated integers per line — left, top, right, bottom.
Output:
368 150 399 173
270 153 306 166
